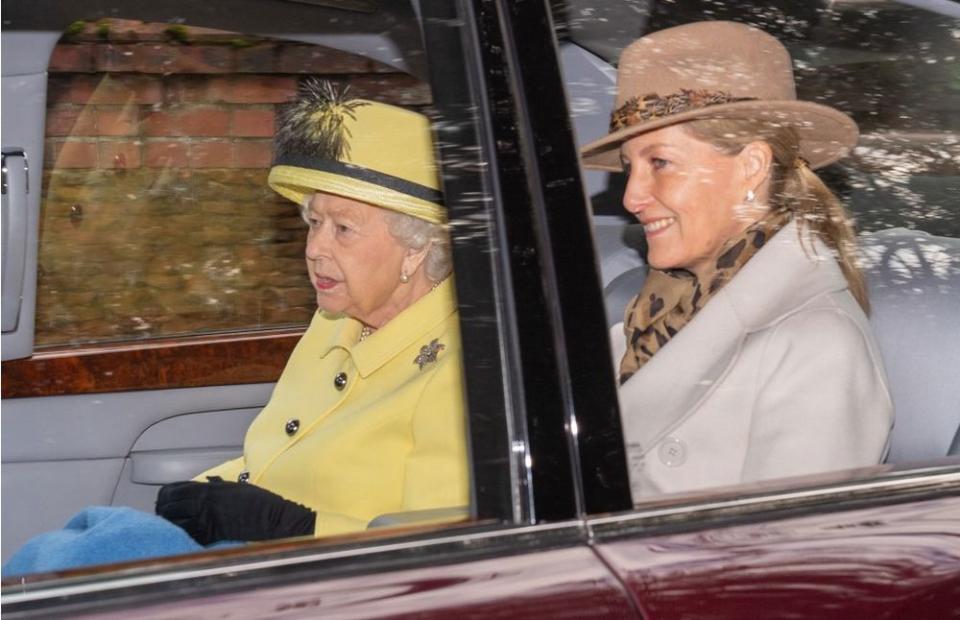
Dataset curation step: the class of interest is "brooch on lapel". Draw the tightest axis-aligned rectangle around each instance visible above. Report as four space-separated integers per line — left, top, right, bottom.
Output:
414 339 445 370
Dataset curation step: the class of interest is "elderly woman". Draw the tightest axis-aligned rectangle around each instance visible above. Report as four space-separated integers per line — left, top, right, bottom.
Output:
3 83 467 575
580 21 893 499
154 82 467 543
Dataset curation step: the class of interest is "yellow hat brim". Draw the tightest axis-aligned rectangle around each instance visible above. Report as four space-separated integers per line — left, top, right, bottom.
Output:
268 165 446 225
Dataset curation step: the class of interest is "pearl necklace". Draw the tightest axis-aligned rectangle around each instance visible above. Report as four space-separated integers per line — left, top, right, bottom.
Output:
358 277 446 343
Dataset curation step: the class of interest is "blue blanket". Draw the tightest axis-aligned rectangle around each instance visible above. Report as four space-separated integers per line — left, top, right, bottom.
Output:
3 506 242 577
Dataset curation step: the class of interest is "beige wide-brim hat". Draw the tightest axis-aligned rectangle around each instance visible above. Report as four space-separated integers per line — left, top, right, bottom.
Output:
268 82 445 224
580 21 859 171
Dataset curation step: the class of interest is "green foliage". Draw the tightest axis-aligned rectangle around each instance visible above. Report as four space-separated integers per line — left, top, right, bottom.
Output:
95 20 111 41
164 24 190 44
63 20 87 39
229 37 257 48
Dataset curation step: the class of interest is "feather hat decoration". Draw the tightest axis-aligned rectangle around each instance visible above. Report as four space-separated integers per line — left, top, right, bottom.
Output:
274 79 369 164
268 78 446 224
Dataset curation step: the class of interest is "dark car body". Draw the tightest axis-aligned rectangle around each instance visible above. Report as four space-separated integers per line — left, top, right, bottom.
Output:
2 0 959 618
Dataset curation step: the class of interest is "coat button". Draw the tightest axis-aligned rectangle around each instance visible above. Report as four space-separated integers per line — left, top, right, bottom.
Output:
658 437 687 467
334 372 348 390
237 471 250 483
285 419 300 436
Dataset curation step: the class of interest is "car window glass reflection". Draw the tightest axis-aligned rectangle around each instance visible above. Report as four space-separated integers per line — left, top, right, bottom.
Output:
565 0 960 502
36 19 428 348
4 20 471 578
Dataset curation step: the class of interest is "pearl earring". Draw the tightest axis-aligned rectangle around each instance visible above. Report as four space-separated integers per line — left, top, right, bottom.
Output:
399 271 410 284
745 189 756 203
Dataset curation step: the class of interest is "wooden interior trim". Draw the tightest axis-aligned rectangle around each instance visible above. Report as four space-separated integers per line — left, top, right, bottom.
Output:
1 328 305 399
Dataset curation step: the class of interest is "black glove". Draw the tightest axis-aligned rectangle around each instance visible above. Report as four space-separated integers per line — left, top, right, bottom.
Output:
156 477 316 545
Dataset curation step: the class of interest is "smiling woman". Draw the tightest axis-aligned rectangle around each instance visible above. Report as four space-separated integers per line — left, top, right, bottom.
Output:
581 20 894 500
619 124 768 278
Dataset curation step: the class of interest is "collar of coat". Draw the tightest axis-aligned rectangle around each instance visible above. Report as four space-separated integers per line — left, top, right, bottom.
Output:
318 278 457 378
617 219 849 456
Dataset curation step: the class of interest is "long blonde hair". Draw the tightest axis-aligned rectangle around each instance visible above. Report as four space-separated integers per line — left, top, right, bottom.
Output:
683 118 869 313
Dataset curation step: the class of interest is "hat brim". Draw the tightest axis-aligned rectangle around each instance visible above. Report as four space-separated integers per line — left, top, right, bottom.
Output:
580 100 858 171
268 165 446 224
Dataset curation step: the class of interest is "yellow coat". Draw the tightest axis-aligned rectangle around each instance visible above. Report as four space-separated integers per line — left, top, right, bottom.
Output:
199 279 468 537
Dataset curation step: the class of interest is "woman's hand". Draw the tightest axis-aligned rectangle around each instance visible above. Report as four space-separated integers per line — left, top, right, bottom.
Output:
155 477 316 545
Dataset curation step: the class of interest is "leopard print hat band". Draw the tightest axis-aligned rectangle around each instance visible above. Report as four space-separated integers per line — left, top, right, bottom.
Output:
609 89 758 133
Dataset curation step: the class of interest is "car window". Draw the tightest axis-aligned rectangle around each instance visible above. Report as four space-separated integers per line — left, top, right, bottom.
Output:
561 0 960 506
1 0 525 586
789 3 957 238
36 20 428 347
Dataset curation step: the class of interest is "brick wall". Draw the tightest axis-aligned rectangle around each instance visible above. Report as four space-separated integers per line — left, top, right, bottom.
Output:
37 19 429 347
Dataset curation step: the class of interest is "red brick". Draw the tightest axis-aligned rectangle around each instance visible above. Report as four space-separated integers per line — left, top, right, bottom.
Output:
46 106 98 137
94 43 184 74
143 107 231 137
173 45 234 74
145 141 190 168
190 141 232 168
49 44 94 73
101 19 145 43
163 76 227 104
67 20 239 45
47 75 97 105
94 43 138 72
97 106 140 136
114 21 176 42
138 43 182 73
44 140 62 167
91 18 152 43
234 44 276 74
274 45 381 74
224 76 298 104
204 78 234 103
49 140 99 168
98 140 142 169
231 108 274 137
233 141 272 168
86 75 163 104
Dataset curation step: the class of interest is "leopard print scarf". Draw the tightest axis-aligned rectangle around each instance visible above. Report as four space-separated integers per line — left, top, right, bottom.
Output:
618 210 791 385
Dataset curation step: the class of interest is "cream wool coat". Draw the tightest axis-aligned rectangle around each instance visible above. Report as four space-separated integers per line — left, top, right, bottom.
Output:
200 279 468 536
611 221 894 500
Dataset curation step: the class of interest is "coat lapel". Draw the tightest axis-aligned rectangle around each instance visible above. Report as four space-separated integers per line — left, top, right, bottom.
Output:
614 293 746 456
615 220 849 457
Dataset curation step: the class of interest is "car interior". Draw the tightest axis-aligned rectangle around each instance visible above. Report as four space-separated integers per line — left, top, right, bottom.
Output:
556 1 960 466
2 0 958 571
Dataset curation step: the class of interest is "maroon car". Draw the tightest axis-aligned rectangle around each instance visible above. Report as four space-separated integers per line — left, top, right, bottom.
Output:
2 0 959 618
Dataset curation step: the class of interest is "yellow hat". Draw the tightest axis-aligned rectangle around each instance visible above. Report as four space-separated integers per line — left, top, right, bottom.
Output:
268 81 445 224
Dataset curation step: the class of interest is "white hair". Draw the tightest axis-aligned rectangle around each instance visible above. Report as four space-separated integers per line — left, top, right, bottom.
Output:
299 195 452 282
